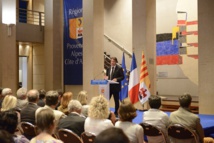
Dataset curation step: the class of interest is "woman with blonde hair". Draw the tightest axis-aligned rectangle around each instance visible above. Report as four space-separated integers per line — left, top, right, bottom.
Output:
77 90 89 117
1 95 17 112
115 101 144 143
84 95 113 135
77 90 88 105
57 91 73 115
30 108 63 143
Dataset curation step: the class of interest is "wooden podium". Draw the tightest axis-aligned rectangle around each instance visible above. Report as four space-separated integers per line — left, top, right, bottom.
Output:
90 80 118 100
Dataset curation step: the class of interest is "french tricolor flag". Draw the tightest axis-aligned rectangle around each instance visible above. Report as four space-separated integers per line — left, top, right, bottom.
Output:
128 53 140 104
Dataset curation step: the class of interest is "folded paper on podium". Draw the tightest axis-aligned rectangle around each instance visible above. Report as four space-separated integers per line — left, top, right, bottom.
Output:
90 80 118 100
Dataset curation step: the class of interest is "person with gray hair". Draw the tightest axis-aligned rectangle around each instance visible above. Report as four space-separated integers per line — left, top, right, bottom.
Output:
16 88 28 109
21 89 40 124
58 100 85 137
35 90 66 132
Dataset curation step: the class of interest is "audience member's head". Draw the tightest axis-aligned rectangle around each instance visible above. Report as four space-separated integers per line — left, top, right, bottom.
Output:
36 108 55 134
57 89 64 99
95 127 130 143
38 89 46 100
88 95 109 119
77 90 88 105
118 101 137 122
27 89 39 103
45 90 59 107
1 95 17 112
61 92 73 109
179 93 192 108
16 88 27 100
68 100 82 114
0 130 15 143
0 110 18 134
2 88 12 96
148 96 161 109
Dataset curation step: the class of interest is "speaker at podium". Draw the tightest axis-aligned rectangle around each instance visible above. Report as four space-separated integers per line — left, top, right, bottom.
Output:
90 80 118 100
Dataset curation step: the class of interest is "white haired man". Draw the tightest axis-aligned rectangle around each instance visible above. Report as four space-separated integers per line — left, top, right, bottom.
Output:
16 88 28 109
58 100 85 137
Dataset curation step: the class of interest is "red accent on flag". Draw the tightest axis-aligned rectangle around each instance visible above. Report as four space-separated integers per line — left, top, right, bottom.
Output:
129 83 139 104
157 55 183 65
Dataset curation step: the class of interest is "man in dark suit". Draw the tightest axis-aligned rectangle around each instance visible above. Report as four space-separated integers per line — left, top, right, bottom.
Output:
21 89 40 125
105 57 124 116
58 100 85 137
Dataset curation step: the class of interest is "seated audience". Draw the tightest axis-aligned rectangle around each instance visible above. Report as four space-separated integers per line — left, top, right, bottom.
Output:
55 90 64 110
143 96 170 143
0 130 15 143
84 95 113 135
169 93 204 143
0 110 29 143
94 127 130 143
58 100 85 137
21 89 40 124
36 90 66 132
30 108 63 143
77 90 89 117
16 88 28 109
0 88 12 108
57 91 73 115
37 89 46 107
115 101 144 143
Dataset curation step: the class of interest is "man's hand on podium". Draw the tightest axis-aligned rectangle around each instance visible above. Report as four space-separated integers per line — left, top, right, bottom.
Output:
112 78 117 82
104 76 108 80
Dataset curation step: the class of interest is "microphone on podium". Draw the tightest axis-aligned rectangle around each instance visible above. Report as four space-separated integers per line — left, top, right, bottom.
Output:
94 70 105 80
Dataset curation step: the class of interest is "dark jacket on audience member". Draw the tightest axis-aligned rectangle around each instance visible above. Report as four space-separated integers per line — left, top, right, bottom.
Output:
21 103 40 124
58 112 85 137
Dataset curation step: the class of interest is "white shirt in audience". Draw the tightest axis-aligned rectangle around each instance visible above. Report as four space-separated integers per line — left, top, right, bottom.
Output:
84 117 113 136
143 108 170 143
115 121 144 143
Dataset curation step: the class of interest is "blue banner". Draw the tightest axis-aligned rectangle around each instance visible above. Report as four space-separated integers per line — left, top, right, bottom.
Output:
63 0 83 85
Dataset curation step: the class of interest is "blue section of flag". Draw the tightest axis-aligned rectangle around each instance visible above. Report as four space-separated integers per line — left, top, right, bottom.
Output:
130 53 137 71
156 40 179 56
119 53 128 101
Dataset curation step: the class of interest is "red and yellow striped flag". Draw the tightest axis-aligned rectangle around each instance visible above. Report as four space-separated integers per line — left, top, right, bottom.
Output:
139 51 151 104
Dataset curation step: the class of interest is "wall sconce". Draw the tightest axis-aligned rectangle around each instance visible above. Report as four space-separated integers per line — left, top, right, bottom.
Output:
2 0 16 36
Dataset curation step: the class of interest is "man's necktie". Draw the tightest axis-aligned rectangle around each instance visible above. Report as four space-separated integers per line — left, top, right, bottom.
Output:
110 67 114 80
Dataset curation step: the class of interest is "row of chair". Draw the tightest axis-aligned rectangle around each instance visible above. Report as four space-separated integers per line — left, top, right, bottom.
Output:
140 122 197 143
20 121 198 143
18 122 95 143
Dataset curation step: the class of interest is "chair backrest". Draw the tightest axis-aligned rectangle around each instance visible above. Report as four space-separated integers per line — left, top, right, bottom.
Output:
140 122 163 136
58 129 83 143
20 122 37 140
81 132 96 143
168 124 197 141
140 122 167 143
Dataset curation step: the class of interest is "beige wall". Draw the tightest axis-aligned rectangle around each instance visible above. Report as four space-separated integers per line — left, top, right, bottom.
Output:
198 0 214 114
104 0 132 66
33 44 45 89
